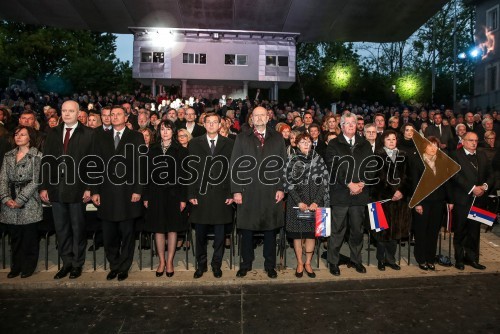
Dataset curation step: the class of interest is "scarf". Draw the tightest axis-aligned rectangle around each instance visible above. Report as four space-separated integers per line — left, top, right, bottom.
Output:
423 153 437 175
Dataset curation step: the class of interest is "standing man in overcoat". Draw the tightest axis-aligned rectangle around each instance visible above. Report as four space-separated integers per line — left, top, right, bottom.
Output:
230 106 287 278
188 113 234 279
91 105 146 281
40 100 94 280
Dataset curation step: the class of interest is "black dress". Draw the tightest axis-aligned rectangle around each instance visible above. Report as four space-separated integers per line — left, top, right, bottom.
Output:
144 142 189 233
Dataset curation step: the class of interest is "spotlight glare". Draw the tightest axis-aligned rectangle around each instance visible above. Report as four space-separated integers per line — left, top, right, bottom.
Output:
458 52 467 59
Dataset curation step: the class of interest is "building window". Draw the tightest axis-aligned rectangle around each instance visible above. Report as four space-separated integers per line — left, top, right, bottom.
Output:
266 55 289 67
153 52 164 63
141 52 152 63
486 65 498 91
487 5 499 31
225 54 248 66
183 53 207 64
278 56 289 66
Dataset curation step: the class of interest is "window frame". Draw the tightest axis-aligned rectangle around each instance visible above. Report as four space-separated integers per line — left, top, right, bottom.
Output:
182 52 207 65
224 54 248 66
487 5 499 32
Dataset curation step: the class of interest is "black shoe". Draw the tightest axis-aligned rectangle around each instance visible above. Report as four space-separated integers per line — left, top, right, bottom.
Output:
427 263 435 270
156 270 164 277
21 272 34 278
304 265 316 278
354 263 367 273
418 263 429 271
193 268 207 279
236 268 248 277
377 261 386 271
295 265 303 278
212 267 223 278
117 272 128 281
7 271 20 279
455 262 465 270
166 271 174 277
54 266 72 279
468 262 486 270
265 268 278 279
385 263 401 271
69 267 82 279
329 264 341 276
106 270 119 280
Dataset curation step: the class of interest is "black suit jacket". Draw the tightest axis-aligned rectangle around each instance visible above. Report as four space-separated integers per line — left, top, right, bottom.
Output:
450 148 494 206
189 123 207 138
187 135 234 225
92 127 146 221
41 122 94 203
424 124 453 150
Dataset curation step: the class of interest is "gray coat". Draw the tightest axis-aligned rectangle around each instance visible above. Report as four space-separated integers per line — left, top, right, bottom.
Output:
0 147 43 225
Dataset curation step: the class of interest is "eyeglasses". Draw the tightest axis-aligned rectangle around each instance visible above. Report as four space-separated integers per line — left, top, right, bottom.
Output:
178 135 188 138
342 122 356 126
485 137 495 140
464 139 478 142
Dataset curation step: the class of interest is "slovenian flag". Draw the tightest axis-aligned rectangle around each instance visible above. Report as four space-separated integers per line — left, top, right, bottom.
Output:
468 205 496 226
315 207 331 237
367 199 391 232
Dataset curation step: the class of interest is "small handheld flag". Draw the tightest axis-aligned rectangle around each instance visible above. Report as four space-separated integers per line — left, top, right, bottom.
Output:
367 199 391 232
468 205 496 226
315 207 331 237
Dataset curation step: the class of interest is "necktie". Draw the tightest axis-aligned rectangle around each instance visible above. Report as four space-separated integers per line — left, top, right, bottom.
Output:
63 128 72 153
253 128 265 147
210 139 215 155
349 138 353 146
438 125 442 136
105 127 111 132
114 132 120 149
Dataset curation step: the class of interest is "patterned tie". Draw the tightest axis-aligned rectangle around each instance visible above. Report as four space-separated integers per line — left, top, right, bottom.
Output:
114 132 120 149
253 128 265 147
210 139 215 155
349 138 353 146
63 128 72 154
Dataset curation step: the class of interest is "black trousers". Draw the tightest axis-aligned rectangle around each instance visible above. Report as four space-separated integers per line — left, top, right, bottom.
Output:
453 204 481 263
327 205 365 265
195 223 227 270
8 223 39 274
240 229 276 271
51 202 87 268
413 201 444 264
376 240 397 264
102 219 135 273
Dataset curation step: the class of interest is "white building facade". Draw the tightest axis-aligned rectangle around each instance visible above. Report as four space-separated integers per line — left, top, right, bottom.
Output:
131 28 298 101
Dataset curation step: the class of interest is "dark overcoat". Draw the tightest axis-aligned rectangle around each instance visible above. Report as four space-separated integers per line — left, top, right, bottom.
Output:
188 135 234 225
92 127 145 222
230 127 286 230
143 142 189 233
41 122 94 203
371 149 411 241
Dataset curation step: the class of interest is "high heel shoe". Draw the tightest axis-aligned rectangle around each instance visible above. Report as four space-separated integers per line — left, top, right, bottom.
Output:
295 265 303 278
427 263 435 270
156 263 165 277
304 264 316 278
166 271 174 277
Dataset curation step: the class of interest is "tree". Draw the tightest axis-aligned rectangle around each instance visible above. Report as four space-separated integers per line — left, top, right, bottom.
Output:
0 21 135 94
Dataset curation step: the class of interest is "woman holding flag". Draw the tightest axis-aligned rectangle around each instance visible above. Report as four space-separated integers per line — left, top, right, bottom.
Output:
284 132 329 278
371 130 411 271
410 136 453 271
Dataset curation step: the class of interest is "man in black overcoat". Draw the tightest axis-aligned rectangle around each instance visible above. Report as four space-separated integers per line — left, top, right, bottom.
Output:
40 100 94 279
450 131 494 270
188 113 234 279
91 105 146 281
230 106 287 278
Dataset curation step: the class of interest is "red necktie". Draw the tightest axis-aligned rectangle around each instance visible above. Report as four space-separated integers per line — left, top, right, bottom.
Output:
457 142 463 149
253 128 265 147
63 128 72 153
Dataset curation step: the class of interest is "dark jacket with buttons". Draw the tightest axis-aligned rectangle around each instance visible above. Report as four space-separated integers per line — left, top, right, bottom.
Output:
40 122 94 203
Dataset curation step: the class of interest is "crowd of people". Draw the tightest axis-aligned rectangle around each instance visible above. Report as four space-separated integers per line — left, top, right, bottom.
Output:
0 85 499 281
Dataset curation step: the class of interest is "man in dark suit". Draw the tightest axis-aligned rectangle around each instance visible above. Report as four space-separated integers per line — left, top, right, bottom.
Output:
188 113 234 279
325 112 373 276
451 131 494 270
230 106 287 279
40 100 94 279
424 113 453 152
182 107 206 138
309 123 327 159
91 105 146 281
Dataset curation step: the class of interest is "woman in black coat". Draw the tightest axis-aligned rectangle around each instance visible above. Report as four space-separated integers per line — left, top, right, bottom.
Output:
371 130 412 271
143 120 188 277
410 136 453 270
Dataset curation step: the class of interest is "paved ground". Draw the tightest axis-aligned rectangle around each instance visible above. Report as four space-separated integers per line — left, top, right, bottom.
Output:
0 273 499 334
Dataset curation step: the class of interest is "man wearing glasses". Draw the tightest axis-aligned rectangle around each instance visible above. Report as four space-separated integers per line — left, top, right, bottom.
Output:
325 112 372 276
450 132 494 270
182 108 206 138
